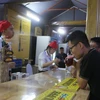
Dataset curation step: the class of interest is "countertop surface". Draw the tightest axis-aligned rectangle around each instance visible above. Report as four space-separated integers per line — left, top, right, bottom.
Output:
0 69 89 100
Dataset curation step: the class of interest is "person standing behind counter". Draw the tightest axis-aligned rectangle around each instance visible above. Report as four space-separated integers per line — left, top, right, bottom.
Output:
38 41 60 72
90 37 100 52
0 20 15 82
66 30 100 100
56 47 67 68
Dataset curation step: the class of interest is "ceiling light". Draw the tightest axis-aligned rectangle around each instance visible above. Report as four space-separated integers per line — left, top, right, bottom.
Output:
27 12 40 22
17 15 30 21
52 22 58 25
57 27 66 35
52 30 57 33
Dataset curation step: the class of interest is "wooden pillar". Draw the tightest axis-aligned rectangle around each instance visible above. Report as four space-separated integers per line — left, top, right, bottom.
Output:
96 0 100 36
86 0 98 39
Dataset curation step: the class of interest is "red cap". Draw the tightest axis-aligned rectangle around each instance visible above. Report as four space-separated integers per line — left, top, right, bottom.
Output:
0 20 12 32
48 41 58 49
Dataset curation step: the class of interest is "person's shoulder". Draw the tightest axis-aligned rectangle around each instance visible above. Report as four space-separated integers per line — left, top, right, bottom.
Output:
63 53 67 56
64 53 67 55
56 53 60 55
39 51 44 57
56 53 60 57
91 49 100 55
39 51 43 54
88 49 100 60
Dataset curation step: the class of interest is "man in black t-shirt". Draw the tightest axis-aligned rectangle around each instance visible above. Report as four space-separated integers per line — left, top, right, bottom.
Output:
66 30 100 100
90 37 100 52
56 47 67 68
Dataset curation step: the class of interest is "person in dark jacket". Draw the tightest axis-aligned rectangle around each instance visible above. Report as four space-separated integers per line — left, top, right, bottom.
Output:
56 47 67 68
90 37 100 52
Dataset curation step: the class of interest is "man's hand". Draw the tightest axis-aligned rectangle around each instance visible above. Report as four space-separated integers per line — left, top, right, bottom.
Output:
71 66 77 78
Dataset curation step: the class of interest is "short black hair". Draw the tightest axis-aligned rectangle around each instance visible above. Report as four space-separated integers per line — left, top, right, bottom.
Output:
91 37 100 47
66 30 90 47
60 47 64 49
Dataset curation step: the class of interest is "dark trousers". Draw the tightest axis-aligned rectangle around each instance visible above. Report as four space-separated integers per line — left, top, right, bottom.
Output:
89 92 100 100
38 70 47 73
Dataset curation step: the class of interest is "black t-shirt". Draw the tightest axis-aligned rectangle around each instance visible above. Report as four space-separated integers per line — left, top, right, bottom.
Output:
56 53 67 68
80 49 100 99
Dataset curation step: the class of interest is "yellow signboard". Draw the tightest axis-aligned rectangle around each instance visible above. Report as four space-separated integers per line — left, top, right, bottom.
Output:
56 78 79 92
34 89 75 100
34 78 79 100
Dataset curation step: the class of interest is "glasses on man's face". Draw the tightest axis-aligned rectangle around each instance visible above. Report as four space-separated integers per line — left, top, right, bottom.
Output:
69 43 78 52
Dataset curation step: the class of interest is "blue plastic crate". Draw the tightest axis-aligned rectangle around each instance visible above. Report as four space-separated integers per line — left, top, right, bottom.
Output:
13 59 22 67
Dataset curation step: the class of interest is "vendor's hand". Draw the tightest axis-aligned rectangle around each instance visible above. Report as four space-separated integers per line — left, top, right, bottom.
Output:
54 58 60 64
51 65 58 71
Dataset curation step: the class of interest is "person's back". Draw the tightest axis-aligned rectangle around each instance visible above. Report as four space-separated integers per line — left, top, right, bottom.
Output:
56 47 67 68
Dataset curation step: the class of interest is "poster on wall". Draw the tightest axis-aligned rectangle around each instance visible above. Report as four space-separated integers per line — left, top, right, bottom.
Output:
7 9 31 59
21 20 31 35
7 9 20 57
35 27 42 36
18 34 30 58
7 9 20 33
